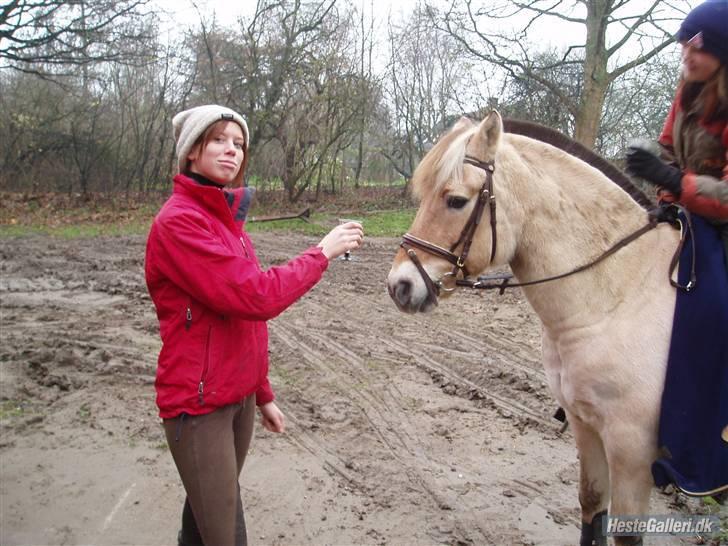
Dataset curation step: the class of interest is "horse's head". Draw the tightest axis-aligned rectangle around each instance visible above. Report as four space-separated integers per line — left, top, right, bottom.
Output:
388 111 513 313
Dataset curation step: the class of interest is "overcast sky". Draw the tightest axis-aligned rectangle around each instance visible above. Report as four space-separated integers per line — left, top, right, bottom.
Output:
154 0 697 39
154 0 418 33
153 0 698 66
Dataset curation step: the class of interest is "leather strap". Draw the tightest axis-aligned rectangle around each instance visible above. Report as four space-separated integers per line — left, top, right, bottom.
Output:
455 219 660 292
455 204 695 294
667 206 696 292
401 157 496 283
401 246 440 304
463 156 496 264
402 234 460 269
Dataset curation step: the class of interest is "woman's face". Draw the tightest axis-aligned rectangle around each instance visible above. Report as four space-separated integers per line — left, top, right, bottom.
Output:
681 38 721 83
188 122 245 185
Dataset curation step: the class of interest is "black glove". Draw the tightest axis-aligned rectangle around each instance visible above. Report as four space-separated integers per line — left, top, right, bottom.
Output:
626 145 683 196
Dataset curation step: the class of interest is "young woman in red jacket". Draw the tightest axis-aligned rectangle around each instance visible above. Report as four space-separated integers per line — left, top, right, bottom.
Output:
145 105 363 546
626 0 728 268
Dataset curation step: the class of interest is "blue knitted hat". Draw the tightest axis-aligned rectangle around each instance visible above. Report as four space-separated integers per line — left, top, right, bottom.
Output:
677 0 728 65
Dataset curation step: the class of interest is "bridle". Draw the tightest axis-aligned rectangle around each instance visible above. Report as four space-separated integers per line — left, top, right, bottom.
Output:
400 155 496 301
399 155 696 304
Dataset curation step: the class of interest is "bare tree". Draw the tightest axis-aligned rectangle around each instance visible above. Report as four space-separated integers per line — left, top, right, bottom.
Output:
0 71 74 191
0 1 174 195
433 0 692 148
107 49 178 193
185 0 380 201
352 0 377 188
499 50 582 136
273 10 373 201
597 51 680 156
1 0 155 77
382 4 486 184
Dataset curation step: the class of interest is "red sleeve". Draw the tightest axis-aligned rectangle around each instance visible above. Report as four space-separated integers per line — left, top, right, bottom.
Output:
678 174 728 220
658 92 680 149
677 125 728 219
150 210 329 320
255 379 275 406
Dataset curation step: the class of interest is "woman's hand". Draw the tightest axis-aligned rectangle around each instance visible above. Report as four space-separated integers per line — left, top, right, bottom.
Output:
317 221 364 260
626 144 683 197
259 401 285 433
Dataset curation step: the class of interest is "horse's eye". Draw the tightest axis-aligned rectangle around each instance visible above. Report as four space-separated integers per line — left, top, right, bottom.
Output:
446 195 469 209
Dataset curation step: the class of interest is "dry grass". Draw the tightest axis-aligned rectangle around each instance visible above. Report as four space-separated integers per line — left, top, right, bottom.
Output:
0 186 414 236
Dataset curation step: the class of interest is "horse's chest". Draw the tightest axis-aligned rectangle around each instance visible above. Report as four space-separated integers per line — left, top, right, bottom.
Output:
541 332 623 424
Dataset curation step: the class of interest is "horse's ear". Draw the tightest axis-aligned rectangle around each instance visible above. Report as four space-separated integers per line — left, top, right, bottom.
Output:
451 116 474 132
472 110 502 158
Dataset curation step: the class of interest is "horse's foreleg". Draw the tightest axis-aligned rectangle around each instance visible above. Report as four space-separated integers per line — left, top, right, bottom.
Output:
571 416 610 546
604 426 655 546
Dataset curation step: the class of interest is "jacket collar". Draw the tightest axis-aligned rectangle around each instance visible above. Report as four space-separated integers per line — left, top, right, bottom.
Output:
173 174 255 230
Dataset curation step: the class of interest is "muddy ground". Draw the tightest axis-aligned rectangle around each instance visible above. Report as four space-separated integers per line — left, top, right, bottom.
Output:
0 232 714 545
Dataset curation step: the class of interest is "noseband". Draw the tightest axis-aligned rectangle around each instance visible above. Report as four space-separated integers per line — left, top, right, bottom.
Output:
400 156 496 300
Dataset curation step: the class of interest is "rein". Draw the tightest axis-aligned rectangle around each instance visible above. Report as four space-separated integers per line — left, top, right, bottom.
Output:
399 155 697 300
456 221 656 294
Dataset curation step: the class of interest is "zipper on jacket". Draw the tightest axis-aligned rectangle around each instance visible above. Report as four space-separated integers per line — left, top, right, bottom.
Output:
185 306 192 331
198 325 212 405
239 236 249 257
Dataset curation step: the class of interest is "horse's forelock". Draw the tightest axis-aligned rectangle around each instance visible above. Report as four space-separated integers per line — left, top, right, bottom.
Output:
412 124 474 200
436 131 470 188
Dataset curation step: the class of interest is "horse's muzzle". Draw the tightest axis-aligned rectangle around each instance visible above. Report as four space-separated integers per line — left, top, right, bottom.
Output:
387 276 438 314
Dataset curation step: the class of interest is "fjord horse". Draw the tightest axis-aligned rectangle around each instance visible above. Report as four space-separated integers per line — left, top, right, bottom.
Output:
387 112 681 546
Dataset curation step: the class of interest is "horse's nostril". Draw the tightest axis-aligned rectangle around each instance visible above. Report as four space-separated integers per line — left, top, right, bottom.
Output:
394 279 412 304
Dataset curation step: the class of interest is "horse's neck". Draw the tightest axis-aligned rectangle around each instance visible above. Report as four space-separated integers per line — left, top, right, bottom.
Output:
501 137 674 331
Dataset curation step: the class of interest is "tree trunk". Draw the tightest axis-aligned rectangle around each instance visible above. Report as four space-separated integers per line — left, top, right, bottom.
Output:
574 76 608 148
315 160 324 200
573 0 610 148
354 132 364 189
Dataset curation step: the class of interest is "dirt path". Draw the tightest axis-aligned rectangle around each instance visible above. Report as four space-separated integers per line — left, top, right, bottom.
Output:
0 233 702 545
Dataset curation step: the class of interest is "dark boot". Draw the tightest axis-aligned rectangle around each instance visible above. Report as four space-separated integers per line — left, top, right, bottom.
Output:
177 498 204 546
580 509 608 546
235 491 247 546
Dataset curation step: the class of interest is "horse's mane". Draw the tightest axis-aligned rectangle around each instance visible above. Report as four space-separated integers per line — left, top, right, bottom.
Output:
503 118 654 211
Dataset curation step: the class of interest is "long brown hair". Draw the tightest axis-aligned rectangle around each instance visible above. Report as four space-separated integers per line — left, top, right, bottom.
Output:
680 64 728 122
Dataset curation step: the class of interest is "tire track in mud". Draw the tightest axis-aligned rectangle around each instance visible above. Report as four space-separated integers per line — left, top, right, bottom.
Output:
304 330 433 458
270 323 455 500
298 283 555 429
375 336 552 428
399 328 556 419
1 274 158 395
445 328 544 375
269 307 572 545
312 283 546 372
268 321 491 543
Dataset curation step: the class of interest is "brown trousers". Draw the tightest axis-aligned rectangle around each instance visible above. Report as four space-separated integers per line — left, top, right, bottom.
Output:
163 396 256 546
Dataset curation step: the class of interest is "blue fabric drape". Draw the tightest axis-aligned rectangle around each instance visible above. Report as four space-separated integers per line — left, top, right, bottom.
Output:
652 213 728 496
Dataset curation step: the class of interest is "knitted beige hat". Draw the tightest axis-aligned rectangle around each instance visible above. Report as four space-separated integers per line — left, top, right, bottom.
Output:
172 104 250 177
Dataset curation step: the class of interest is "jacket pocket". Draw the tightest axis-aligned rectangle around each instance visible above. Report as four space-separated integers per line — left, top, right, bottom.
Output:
198 324 213 405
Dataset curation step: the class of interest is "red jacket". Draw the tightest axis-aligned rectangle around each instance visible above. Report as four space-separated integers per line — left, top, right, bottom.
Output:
145 174 329 418
658 87 728 221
